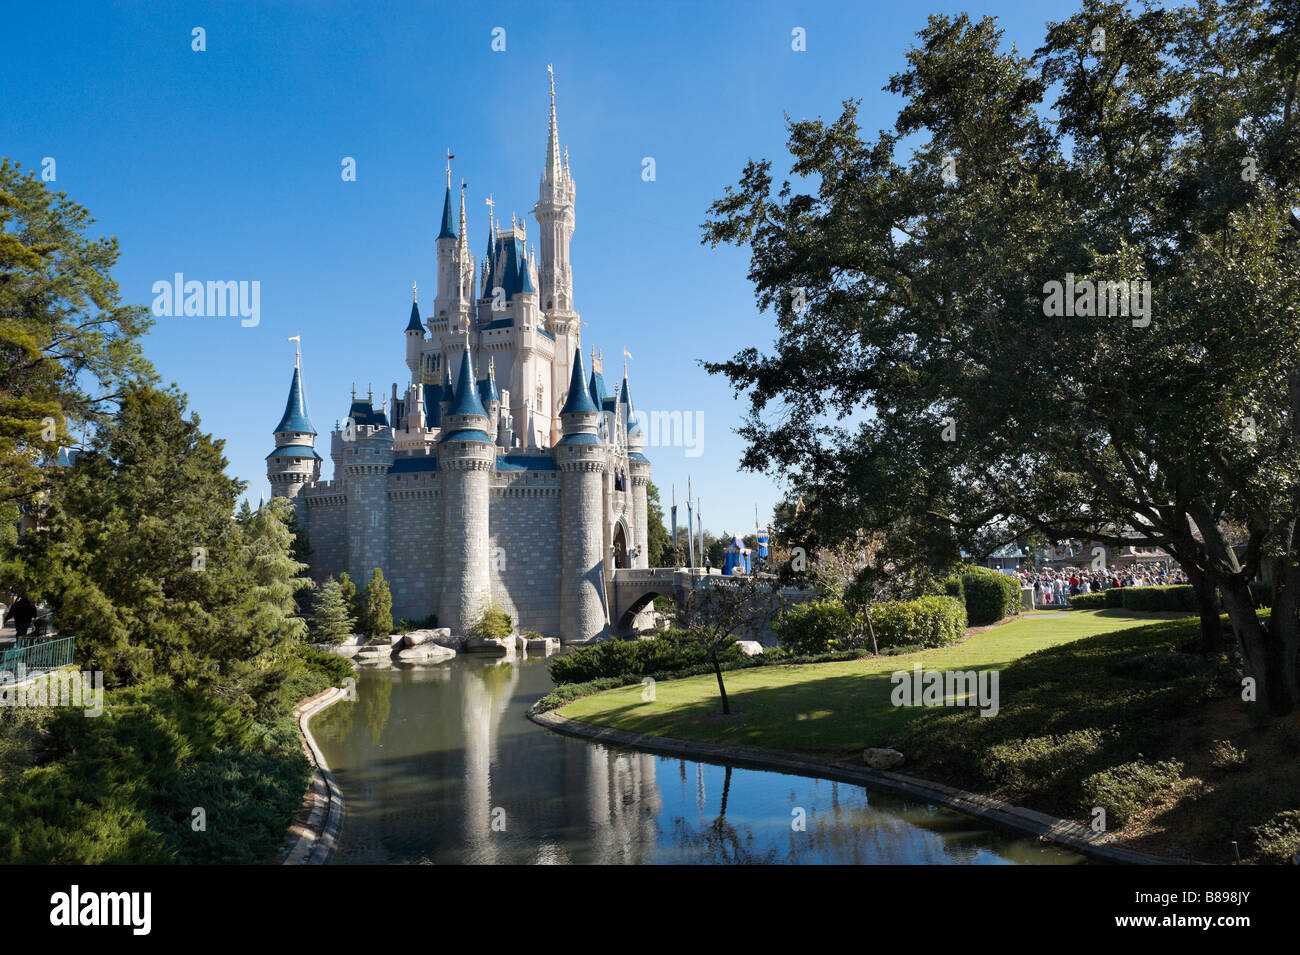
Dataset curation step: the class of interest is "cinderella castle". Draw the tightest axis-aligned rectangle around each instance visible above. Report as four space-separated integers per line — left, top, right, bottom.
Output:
266 71 651 644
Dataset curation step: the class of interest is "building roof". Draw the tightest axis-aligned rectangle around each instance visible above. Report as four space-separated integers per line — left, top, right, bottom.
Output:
496 455 558 471
347 398 387 428
390 456 439 473
438 183 456 240
446 347 488 419
406 299 423 332
621 375 642 435
560 347 599 415
555 430 603 446
588 366 608 408
441 427 492 444
266 445 322 460
275 365 316 435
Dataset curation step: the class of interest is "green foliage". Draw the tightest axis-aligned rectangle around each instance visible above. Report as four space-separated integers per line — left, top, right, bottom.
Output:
1081 759 1185 828
549 630 744 684
469 600 512 641
1115 585 1196 612
0 644 349 863
1069 593 1108 609
308 577 356 644
360 567 393 639
337 572 360 622
394 613 438 633
1208 739 1250 772
645 482 675 567
1251 810 1300 864
771 598 856 655
1105 587 1124 609
0 159 156 539
960 567 1022 626
867 595 966 649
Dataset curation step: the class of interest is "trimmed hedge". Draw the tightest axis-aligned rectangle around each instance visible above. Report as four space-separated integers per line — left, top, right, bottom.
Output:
548 630 746 685
1105 587 1124 608
961 566 1022 625
1069 593 1108 610
1119 585 1196 612
772 599 857 655
867 595 966 649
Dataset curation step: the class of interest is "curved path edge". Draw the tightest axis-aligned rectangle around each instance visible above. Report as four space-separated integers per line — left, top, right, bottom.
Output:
280 686 348 865
529 706 1199 866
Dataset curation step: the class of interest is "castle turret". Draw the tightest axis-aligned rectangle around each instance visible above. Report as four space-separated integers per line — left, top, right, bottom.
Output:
267 351 322 525
405 282 424 381
438 343 496 634
554 346 607 643
478 354 502 439
622 368 652 568
340 391 393 584
435 162 457 322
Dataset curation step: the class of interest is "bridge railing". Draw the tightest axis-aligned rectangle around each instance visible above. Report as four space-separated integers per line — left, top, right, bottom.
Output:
0 635 75 677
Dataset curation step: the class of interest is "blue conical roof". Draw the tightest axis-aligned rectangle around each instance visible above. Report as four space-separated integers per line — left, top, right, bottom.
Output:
274 365 315 435
447 347 488 418
438 183 456 240
560 347 599 415
589 366 608 408
406 299 423 332
621 375 643 435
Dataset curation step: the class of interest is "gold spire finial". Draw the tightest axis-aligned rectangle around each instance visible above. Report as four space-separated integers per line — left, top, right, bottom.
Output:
287 333 302 370
623 347 632 378
412 281 418 303
445 149 454 187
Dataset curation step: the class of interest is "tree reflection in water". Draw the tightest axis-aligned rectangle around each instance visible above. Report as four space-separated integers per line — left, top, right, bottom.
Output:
671 766 778 865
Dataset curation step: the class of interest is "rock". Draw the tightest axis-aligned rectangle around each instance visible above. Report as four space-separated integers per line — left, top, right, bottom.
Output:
863 747 905 770
465 637 514 655
317 643 360 659
396 643 456 663
402 629 439 648
736 640 765 656
526 636 560 654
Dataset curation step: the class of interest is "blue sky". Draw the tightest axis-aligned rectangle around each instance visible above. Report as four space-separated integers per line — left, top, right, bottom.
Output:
2 0 1079 535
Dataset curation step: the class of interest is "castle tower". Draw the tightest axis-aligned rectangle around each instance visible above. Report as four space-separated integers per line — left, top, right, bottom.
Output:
533 69 580 426
555 346 608 643
267 349 322 525
435 159 458 326
438 343 496 633
340 391 394 584
405 282 424 381
622 369 652 568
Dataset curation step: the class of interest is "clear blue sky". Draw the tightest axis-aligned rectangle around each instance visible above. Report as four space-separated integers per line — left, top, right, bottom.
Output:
3 0 1078 535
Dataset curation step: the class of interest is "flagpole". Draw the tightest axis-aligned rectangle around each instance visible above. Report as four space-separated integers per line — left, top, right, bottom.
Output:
671 484 679 568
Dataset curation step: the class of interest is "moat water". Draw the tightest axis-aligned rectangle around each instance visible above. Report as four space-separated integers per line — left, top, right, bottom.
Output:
310 654 1085 865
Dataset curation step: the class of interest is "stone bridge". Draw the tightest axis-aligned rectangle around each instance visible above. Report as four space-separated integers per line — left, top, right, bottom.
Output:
606 567 704 635
606 568 814 637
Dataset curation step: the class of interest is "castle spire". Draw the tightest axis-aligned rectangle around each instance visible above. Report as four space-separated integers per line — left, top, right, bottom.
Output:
544 65 561 185
438 151 457 240
274 347 315 435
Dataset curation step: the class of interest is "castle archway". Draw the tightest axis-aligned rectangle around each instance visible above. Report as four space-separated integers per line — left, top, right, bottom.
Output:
613 522 630 569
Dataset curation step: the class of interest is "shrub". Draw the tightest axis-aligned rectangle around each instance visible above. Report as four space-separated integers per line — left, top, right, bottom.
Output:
867 595 966 649
1208 739 1250 772
1081 758 1184 827
1119 585 1195 612
1105 587 1124 608
1251 810 1300 864
548 630 744 685
771 599 856 655
394 613 438 633
469 601 513 641
1069 593 1108 610
961 566 1022 625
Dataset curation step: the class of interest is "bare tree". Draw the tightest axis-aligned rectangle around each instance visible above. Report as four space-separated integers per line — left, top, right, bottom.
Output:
678 573 781 715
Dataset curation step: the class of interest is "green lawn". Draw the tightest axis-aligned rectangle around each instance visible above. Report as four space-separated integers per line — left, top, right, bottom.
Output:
561 609 1166 756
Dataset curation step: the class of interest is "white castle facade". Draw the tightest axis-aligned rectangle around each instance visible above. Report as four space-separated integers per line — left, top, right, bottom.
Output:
267 73 651 643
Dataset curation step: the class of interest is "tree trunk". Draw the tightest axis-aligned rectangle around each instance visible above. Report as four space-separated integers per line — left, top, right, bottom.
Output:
712 653 731 715
1220 576 1293 715
1185 565 1224 653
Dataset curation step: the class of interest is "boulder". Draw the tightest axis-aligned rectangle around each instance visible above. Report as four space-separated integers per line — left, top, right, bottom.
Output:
402 629 440 648
317 643 361 659
735 640 765 656
466 637 514 655
863 747 905 770
396 643 456 664
526 636 560 654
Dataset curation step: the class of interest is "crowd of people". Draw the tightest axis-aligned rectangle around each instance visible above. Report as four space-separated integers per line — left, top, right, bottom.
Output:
1015 564 1188 608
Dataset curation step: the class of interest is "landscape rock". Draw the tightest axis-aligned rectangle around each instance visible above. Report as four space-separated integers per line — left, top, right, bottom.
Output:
396 643 456 664
863 747 905 770
466 637 514 656
402 629 440 648
736 640 765 656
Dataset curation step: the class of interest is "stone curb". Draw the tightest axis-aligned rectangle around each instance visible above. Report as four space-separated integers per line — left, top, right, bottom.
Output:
281 686 349 865
528 706 1200 866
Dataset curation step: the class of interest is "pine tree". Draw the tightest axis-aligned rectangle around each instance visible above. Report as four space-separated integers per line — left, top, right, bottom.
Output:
308 577 355 644
337 571 360 623
361 567 393 640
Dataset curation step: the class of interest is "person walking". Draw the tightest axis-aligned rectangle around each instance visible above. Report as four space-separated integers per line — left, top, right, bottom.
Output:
3 595 37 639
